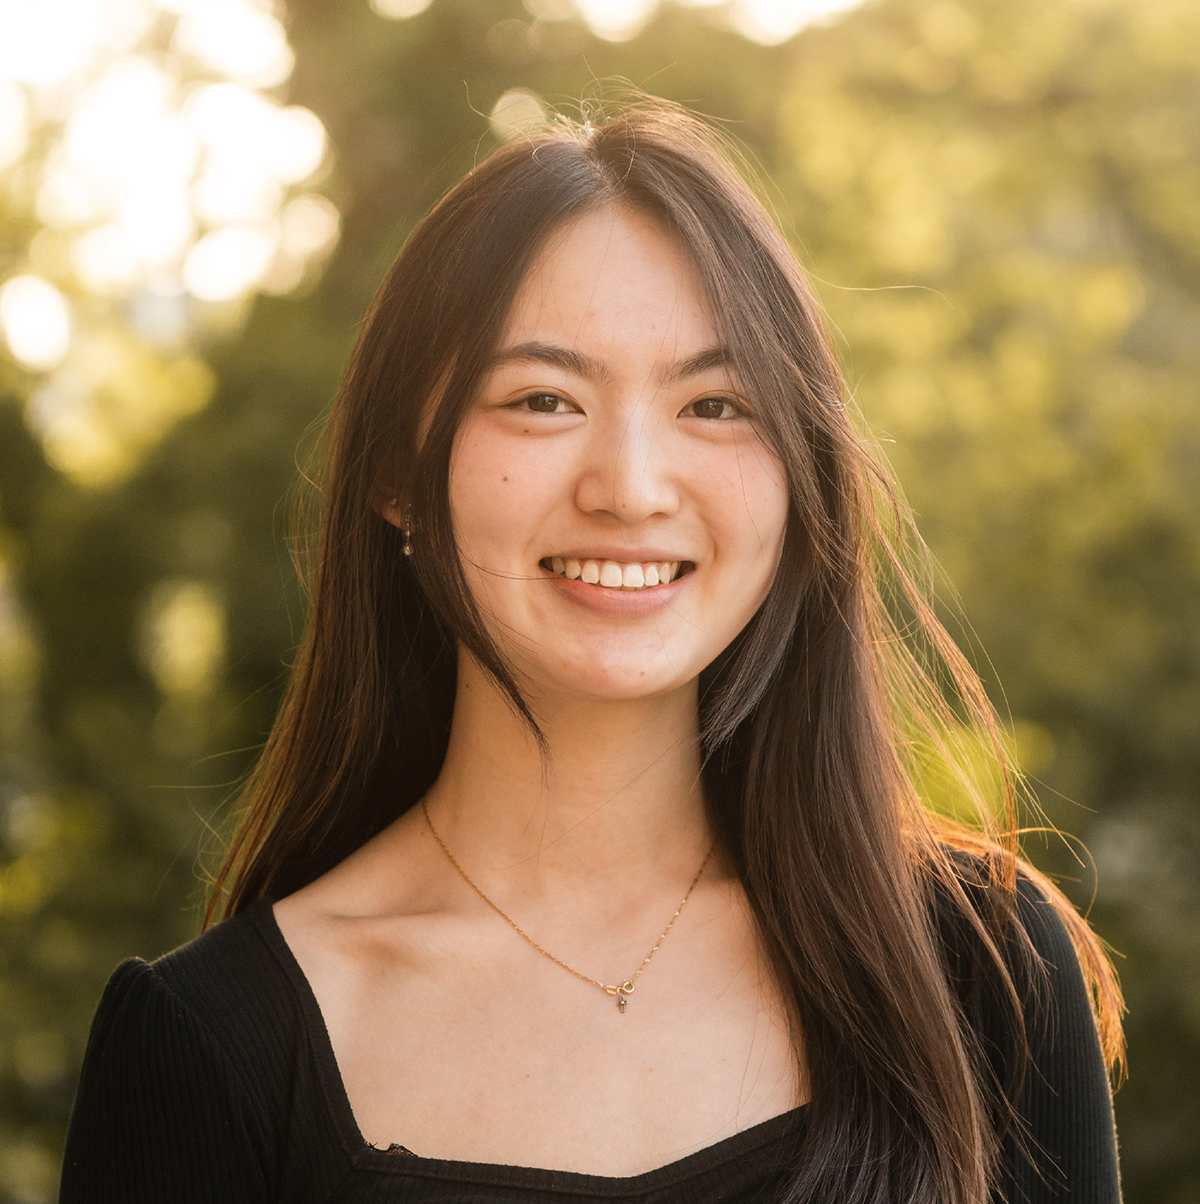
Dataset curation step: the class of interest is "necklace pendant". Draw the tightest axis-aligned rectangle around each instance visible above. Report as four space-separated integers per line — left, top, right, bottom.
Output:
617 992 628 1013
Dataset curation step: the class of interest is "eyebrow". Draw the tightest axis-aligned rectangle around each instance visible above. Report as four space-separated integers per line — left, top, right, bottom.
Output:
490 342 612 383
664 346 733 383
490 341 733 386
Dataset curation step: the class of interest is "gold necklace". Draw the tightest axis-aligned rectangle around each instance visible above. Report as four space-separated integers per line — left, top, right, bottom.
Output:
422 799 715 1013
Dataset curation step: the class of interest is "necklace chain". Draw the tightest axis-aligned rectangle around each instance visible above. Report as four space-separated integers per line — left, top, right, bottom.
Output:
421 799 715 1013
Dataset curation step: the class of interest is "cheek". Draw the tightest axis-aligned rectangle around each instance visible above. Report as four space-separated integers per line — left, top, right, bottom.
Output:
707 437 790 567
448 421 563 559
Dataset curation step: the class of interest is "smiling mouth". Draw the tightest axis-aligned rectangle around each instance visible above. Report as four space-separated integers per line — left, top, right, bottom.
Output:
540 557 692 590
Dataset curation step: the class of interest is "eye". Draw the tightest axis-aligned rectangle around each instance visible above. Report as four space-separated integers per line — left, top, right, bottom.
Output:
516 392 573 414
682 396 741 420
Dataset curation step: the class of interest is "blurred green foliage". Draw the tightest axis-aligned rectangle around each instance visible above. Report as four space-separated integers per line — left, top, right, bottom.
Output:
0 0 1197 1200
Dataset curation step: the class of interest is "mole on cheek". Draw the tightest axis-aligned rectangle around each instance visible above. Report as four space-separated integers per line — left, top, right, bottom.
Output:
502 476 508 482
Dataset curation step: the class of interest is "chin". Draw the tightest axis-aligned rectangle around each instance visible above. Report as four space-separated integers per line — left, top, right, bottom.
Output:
531 656 698 705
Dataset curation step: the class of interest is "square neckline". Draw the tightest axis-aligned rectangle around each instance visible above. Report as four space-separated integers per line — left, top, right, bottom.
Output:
247 896 808 1192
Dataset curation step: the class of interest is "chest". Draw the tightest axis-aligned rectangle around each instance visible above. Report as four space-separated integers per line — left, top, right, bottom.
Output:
298 900 800 1176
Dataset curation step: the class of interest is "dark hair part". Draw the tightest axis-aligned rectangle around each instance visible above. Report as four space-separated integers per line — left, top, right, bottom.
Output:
210 100 1122 1204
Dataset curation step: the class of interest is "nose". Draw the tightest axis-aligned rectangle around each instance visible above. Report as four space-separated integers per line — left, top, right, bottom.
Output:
573 404 680 525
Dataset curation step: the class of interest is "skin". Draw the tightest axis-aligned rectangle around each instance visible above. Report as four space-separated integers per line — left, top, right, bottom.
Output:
274 205 802 1176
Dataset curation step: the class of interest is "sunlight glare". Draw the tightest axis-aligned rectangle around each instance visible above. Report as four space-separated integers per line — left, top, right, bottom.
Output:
0 0 337 478
0 79 28 168
185 85 325 185
173 1 294 88
120 188 196 266
0 0 105 85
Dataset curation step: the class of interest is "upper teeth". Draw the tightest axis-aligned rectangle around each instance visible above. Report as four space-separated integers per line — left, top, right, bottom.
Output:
546 557 682 589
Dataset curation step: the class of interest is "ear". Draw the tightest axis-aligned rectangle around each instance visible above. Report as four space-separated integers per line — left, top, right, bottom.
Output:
373 493 406 530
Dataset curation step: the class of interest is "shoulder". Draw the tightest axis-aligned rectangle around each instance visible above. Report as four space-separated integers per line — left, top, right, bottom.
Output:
63 900 356 1204
1010 867 1081 980
929 849 1079 981
926 851 1107 1114
80 900 306 1113
929 850 1122 1201
149 898 305 1046
929 851 1096 1050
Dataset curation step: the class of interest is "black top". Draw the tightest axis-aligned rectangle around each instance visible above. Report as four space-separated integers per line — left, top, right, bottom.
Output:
60 881 1120 1203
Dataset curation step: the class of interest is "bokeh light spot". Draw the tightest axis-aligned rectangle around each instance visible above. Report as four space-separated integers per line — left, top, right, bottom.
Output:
730 0 864 43
173 1 294 88
141 580 226 697
279 193 341 259
572 0 656 40
0 79 29 169
369 0 436 19
0 0 339 496
489 88 547 142
25 331 215 486
0 275 71 371
0 0 105 85
193 163 283 226
183 225 278 301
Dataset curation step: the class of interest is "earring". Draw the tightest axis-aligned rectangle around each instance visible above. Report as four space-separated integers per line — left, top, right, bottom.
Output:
402 508 413 557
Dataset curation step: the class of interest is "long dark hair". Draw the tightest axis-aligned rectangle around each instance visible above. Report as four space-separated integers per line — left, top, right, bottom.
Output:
210 101 1123 1204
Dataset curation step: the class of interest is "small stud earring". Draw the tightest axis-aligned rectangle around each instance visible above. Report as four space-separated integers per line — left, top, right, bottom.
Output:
402 508 413 557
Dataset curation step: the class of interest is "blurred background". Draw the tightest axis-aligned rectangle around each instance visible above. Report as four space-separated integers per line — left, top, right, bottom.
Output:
0 0 1196 1198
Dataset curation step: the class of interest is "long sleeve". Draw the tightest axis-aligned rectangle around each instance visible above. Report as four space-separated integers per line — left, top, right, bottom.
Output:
60 957 273 1204
996 880 1122 1203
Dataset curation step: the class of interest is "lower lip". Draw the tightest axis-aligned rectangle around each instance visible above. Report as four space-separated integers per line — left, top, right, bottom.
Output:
541 567 690 615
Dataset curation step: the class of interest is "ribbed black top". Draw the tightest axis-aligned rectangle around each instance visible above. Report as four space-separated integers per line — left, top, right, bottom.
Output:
60 879 1120 1202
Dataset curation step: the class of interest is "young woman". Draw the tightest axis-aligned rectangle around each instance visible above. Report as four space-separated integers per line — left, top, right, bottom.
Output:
61 103 1123 1203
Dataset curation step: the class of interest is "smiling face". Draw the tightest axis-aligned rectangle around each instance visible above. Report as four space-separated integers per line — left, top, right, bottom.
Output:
445 204 789 704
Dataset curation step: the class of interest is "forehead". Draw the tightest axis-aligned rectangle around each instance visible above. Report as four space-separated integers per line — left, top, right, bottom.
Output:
500 205 718 354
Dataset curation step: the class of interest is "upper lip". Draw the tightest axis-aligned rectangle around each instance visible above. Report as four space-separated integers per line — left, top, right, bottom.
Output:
543 549 693 563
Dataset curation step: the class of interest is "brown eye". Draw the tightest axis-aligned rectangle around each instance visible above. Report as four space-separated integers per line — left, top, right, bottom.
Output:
524 393 563 413
688 397 735 420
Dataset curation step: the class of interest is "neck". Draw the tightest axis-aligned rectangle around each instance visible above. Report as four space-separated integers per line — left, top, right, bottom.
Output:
422 650 713 904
